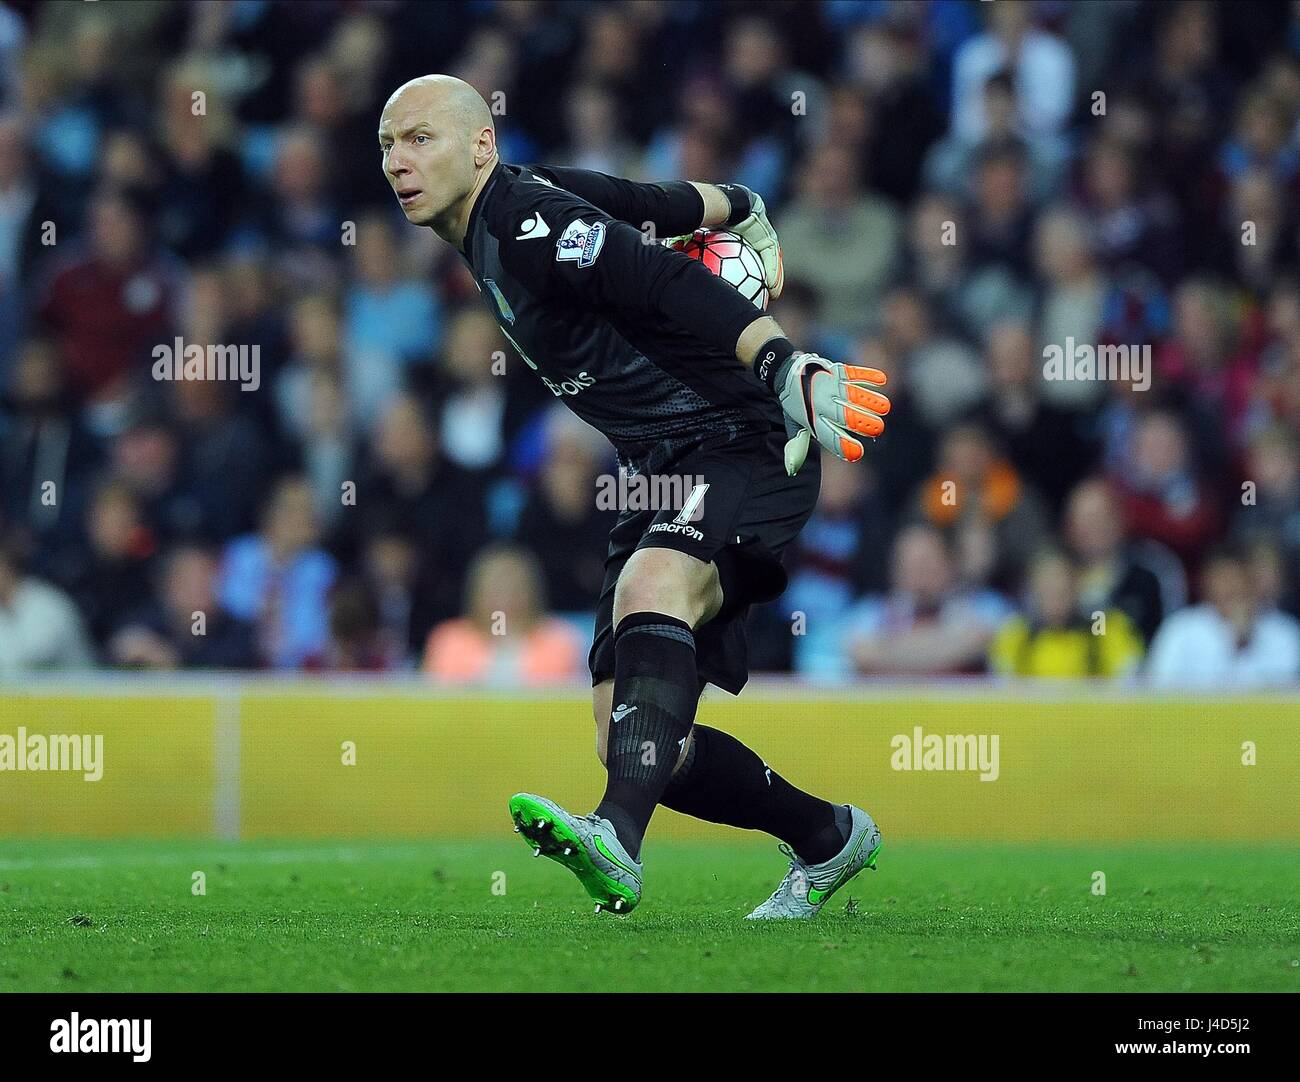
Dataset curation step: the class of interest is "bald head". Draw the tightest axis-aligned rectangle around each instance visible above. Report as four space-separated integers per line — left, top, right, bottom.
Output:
379 74 498 242
384 75 495 143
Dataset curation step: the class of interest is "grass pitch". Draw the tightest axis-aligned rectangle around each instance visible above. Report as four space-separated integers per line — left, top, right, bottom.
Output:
1 837 1297 992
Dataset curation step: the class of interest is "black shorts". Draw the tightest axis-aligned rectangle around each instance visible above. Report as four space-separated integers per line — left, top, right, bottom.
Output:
589 427 821 695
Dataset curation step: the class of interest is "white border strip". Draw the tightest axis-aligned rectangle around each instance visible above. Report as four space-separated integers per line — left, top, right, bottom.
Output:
0 674 1295 702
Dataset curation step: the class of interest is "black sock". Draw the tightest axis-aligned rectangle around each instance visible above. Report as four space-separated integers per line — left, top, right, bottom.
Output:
594 612 699 860
660 725 849 864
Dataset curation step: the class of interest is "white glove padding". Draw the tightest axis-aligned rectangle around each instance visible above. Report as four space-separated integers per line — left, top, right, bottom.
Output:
774 353 890 475
729 190 784 300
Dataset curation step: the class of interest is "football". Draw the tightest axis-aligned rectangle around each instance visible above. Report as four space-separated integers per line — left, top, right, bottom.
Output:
669 229 769 310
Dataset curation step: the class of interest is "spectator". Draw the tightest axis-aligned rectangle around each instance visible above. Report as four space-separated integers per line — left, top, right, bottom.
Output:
1110 409 1224 577
104 402 204 543
0 337 99 553
924 69 1068 203
253 125 343 267
1147 544 1300 687
1251 332 1300 438
1033 206 1111 409
108 543 257 669
349 393 487 617
1126 1 1227 233
291 368 358 540
61 479 157 651
291 53 387 211
970 319 1096 513
966 138 1035 280
1223 167 1293 294
361 529 443 663
435 306 508 474
1246 536 1295 619
343 211 441 402
779 454 894 675
1065 477 1171 644
990 550 1143 678
1218 87 1300 186
0 533 94 671
171 373 270 542
556 82 640 177
0 112 60 373
841 24 951 204
821 523 1009 678
1233 425 1300 617
217 475 338 669
99 128 160 195
35 187 179 422
423 544 584 685
902 192 965 312
1155 277 1259 450
514 407 612 614
573 9 652 146
721 15 804 166
877 286 984 429
317 578 400 672
778 143 901 336
949 0 1075 142
275 292 355 438
154 59 245 259
1078 135 1184 284
221 253 289 422
905 188 1036 343
911 422 1052 590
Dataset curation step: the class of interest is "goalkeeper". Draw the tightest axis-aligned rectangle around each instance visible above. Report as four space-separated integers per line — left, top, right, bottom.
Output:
379 75 889 917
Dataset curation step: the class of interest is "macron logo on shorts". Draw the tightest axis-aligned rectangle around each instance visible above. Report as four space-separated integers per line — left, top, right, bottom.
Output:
611 703 638 724
647 521 704 542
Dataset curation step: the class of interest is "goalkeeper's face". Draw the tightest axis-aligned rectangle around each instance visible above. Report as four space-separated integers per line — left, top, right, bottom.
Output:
379 80 481 230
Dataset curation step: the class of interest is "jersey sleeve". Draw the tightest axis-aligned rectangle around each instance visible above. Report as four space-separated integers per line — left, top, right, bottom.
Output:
496 189 765 360
526 165 704 237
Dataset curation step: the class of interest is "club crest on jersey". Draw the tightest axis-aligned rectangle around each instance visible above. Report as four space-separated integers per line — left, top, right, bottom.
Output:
556 219 606 268
483 279 515 324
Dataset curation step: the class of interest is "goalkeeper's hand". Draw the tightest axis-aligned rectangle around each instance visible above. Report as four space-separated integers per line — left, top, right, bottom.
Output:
757 341 890 475
717 183 783 299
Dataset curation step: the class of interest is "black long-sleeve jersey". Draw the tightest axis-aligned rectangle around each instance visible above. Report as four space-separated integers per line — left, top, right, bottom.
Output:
459 161 784 474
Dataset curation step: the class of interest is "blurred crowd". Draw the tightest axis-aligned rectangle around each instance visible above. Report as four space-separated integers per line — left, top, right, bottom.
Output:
1 0 1299 686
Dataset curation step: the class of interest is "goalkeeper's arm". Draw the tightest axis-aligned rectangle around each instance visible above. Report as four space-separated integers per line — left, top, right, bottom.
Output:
527 164 710 234
527 166 783 296
496 189 885 475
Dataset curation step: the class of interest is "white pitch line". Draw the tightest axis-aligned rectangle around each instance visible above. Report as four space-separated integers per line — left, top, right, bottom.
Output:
0 843 438 871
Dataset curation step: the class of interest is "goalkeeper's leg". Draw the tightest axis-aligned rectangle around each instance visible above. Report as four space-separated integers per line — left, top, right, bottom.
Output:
593 683 850 867
587 548 717 861
584 436 852 866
